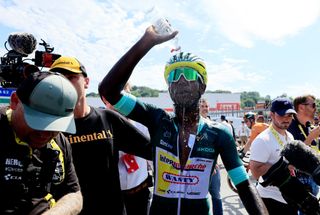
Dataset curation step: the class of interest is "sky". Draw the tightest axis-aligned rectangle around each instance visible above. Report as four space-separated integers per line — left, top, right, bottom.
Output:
1 0 320 99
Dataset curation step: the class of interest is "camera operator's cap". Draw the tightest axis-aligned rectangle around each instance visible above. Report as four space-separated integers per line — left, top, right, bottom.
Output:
16 72 78 134
271 97 297 116
50 56 87 77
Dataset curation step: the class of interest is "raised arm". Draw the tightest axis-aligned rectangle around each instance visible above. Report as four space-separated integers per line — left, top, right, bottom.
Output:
98 25 178 104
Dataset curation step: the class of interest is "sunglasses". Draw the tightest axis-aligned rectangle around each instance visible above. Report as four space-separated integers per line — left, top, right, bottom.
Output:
167 67 203 83
302 103 316 109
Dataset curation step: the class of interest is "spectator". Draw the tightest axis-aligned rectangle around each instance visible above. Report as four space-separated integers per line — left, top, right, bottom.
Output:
287 94 320 214
240 112 269 157
199 98 223 215
239 120 250 146
220 115 234 137
50 57 151 215
250 97 298 214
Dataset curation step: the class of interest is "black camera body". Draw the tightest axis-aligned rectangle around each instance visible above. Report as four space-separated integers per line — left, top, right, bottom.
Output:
0 36 61 88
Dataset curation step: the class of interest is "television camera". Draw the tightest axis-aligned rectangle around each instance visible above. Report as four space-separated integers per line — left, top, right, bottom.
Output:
0 33 61 88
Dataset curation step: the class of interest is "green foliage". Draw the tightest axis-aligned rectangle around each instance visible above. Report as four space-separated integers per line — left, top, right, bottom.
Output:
207 89 232 94
240 91 264 108
86 85 160 98
131 86 159 97
316 99 320 113
86 92 100 97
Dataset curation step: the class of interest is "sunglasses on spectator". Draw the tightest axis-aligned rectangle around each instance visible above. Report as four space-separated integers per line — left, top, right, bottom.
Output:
167 67 203 83
302 103 316 108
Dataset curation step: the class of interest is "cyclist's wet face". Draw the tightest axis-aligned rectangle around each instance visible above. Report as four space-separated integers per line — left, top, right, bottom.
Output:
169 75 205 107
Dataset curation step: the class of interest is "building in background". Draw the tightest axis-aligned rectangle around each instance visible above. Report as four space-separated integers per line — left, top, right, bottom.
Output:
88 92 241 112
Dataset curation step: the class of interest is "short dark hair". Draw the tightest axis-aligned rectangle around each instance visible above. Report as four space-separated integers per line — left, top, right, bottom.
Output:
293 94 315 111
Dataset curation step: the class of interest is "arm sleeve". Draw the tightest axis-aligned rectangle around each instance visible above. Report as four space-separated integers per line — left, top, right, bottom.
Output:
218 127 248 185
218 127 269 214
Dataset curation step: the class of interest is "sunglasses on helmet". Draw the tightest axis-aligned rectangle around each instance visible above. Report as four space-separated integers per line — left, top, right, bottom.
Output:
167 67 203 83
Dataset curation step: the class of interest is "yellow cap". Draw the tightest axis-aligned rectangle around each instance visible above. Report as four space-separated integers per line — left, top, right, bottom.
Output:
50 56 87 77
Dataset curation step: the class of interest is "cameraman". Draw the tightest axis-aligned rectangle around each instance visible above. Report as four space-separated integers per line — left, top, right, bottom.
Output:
0 72 83 215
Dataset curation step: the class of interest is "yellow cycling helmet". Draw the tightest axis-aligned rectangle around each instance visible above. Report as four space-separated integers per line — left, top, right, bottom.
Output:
164 52 207 85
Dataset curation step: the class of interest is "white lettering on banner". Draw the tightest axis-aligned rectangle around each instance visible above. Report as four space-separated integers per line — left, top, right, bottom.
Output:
0 88 15 97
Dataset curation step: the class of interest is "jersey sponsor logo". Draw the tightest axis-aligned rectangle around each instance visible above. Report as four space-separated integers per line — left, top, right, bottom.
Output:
160 154 206 171
195 158 214 163
196 147 214 153
163 172 199 185
5 158 23 167
166 189 201 196
163 131 172 138
67 129 113 144
160 139 173 149
5 166 23 173
4 173 22 181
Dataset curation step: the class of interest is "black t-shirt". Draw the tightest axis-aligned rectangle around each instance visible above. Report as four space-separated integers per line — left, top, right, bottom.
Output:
0 113 80 215
65 107 151 215
288 117 317 146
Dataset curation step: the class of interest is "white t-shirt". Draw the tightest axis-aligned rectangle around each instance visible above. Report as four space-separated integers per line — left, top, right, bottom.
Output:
118 120 150 190
239 123 250 137
250 127 294 204
221 120 233 136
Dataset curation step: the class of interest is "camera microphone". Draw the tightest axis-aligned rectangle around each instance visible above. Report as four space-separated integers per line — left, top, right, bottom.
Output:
7 32 37 56
281 140 320 185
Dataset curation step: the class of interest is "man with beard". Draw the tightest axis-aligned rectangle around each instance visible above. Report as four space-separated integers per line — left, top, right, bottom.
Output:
250 97 298 214
49 56 152 215
99 25 268 215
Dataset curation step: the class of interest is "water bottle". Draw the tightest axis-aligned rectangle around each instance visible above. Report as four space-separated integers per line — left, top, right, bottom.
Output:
153 18 174 35
153 18 181 53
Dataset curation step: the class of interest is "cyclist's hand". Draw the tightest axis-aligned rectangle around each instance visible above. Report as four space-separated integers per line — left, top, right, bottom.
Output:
145 25 178 46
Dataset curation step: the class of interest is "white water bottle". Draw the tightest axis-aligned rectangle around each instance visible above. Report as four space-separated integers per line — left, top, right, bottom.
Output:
153 18 181 53
153 18 174 35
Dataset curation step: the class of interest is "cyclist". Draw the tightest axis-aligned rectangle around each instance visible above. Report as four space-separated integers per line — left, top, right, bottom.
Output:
239 112 268 158
99 25 268 215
